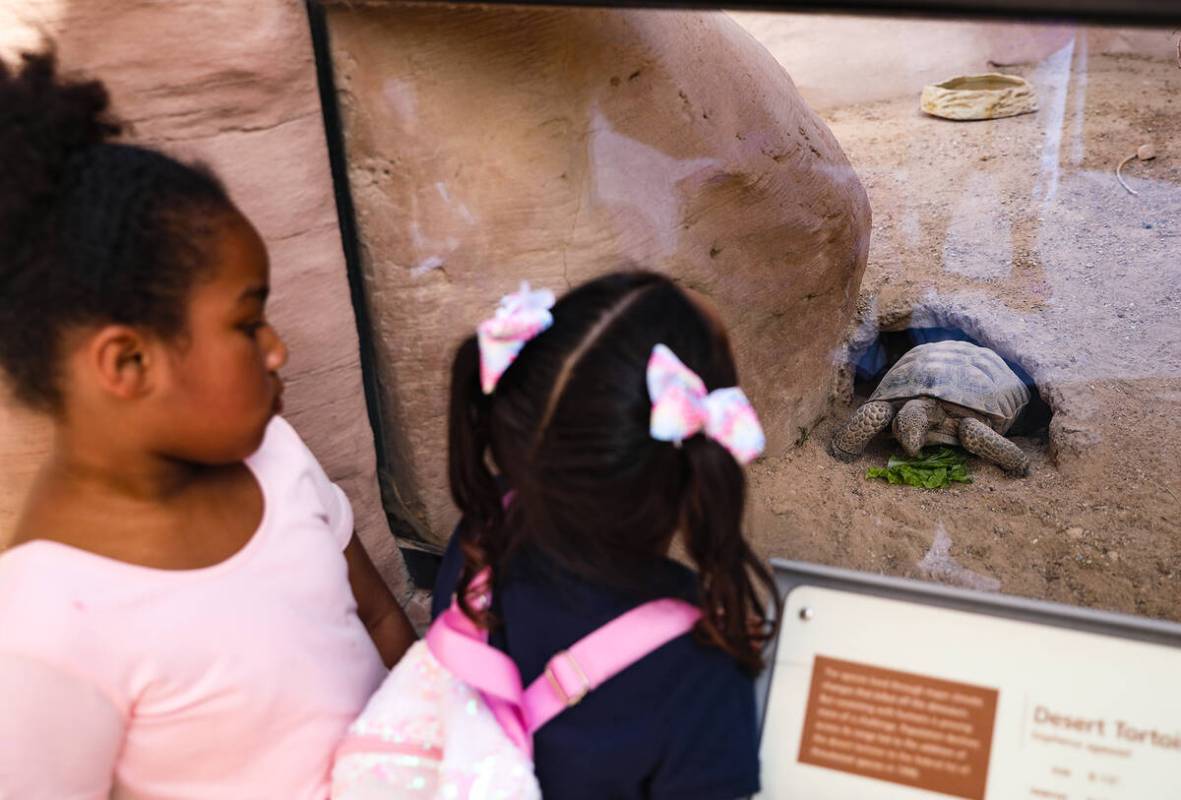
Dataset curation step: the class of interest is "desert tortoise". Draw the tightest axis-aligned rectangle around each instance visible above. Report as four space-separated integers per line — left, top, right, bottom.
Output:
830 340 1031 475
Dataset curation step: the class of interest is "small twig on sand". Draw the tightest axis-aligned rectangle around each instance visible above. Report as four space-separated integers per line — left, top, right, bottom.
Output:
1116 144 1156 196
1116 154 1139 195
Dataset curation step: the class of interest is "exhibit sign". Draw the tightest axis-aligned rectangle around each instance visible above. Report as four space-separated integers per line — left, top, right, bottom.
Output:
756 562 1181 800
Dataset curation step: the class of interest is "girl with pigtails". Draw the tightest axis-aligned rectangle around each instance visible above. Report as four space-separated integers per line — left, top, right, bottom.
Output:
334 272 778 799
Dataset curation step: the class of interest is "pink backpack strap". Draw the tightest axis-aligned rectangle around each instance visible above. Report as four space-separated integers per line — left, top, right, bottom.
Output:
425 571 534 755
522 598 702 734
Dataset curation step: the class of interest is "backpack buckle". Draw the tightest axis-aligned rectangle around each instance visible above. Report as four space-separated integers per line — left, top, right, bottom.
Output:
545 650 591 707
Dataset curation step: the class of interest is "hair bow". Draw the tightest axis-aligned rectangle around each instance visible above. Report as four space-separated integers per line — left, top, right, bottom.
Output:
647 344 765 465
477 282 556 394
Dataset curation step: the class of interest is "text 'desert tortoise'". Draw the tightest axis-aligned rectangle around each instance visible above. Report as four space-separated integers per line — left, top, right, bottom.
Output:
830 340 1031 475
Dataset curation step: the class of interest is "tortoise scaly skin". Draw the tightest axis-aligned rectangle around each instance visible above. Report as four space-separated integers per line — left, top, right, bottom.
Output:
830 340 1031 475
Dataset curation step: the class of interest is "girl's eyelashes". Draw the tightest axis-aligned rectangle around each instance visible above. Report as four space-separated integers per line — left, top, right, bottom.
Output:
238 319 267 338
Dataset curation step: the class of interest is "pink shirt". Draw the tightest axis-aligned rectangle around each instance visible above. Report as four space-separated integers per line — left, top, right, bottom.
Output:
0 417 388 799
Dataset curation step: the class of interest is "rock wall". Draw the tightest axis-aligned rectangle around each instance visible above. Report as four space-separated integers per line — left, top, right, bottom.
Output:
325 4 872 545
0 0 409 597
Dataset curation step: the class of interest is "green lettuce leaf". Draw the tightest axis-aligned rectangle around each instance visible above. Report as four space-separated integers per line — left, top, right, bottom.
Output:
865 447 973 489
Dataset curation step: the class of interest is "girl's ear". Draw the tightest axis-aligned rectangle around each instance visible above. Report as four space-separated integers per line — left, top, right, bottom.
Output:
89 325 153 400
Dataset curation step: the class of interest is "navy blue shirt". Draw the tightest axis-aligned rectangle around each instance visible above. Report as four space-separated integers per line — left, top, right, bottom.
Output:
432 533 761 799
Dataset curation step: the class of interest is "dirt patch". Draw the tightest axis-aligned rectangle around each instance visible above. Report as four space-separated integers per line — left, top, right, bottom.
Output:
749 49 1181 621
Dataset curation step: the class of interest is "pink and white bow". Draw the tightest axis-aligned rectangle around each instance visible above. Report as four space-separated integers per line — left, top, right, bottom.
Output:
477 282 556 394
647 344 765 465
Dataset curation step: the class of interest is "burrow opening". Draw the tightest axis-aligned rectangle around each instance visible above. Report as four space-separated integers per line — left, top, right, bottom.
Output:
851 325 1053 441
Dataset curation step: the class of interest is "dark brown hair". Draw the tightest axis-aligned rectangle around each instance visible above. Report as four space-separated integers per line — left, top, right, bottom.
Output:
448 270 779 674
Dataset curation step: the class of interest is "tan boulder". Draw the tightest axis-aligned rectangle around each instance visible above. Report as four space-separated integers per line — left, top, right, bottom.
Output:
0 1 408 597
325 4 871 545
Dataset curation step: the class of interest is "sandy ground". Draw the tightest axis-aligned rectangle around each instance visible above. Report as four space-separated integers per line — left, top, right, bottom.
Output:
747 49 1181 621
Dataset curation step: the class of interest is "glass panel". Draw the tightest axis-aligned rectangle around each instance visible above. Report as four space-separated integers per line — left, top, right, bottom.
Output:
322 3 1179 620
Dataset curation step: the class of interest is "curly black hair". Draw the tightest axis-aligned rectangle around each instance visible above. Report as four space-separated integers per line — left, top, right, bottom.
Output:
0 49 232 411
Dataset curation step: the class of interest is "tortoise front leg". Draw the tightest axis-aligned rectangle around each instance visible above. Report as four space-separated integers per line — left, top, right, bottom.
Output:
830 400 895 462
959 417 1030 476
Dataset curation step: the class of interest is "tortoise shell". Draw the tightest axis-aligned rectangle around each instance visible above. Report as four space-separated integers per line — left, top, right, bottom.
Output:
869 340 1030 433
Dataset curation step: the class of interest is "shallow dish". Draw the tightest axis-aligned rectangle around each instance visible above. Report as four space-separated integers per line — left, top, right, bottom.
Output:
921 73 1038 121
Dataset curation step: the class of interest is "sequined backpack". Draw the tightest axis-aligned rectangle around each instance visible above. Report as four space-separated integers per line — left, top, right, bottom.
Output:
331 575 700 800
